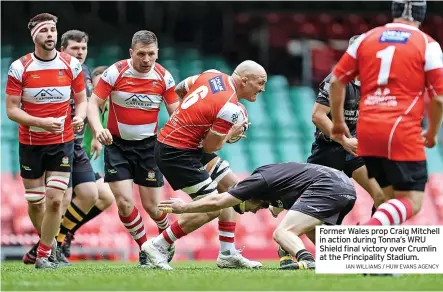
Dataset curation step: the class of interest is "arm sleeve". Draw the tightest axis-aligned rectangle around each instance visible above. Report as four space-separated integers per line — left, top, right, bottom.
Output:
5 61 23 96
424 41 443 97
70 58 86 94
316 77 332 107
163 70 179 104
332 33 367 84
211 102 241 135
228 172 268 201
92 66 118 100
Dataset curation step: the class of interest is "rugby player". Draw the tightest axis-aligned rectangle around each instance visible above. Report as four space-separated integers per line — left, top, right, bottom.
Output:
143 61 266 270
87 31 178 268
6 13 87 269
330 0 443 226
158 162 357 270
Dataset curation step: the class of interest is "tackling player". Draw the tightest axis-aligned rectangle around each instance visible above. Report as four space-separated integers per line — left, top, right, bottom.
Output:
6 13 87 269
329 0 443 226
143 61 266 270
87 31 178 268
158 162 357 270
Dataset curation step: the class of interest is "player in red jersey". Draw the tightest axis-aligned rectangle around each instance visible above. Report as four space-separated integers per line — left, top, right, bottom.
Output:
87 31 179 268
5 13 87 269
329 1 443 226
143 61 267 270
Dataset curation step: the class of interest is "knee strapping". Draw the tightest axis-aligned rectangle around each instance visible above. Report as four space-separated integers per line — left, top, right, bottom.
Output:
205 157 231 183
24 186 46 204
46 176 70 191
183 177 218 199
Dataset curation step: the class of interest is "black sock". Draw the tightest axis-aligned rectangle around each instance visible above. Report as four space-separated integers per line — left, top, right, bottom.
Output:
295 249 315 262
70 206 103 234
371 205 377 216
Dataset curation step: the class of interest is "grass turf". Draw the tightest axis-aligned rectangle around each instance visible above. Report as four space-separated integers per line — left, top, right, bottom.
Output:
1 261 442 291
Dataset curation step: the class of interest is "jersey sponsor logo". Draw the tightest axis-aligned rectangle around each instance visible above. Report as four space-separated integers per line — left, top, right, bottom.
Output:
123 94 161 109
379 30 411 44
365 88 397 107
33 88 65 103
231 112 240 124
208 75 226 93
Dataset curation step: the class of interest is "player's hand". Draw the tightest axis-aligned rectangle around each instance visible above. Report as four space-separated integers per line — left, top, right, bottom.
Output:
331 120 351 142
229 120 249 140
90 137 103 160
72 116 84 133
340 137 358 156
96 128 113 145
39 117 64 134
422 130 437 148
158 198 187 214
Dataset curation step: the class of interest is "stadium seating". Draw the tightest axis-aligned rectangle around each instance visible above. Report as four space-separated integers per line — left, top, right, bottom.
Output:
2 174 442 261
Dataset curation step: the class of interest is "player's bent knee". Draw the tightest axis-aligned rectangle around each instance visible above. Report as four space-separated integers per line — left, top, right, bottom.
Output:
205 157 232 184
46 176 70 192
24 186 46 204
183 177 218 199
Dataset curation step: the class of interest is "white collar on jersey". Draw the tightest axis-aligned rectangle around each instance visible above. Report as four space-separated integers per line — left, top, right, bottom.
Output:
128 58 155 76
385 22 419 31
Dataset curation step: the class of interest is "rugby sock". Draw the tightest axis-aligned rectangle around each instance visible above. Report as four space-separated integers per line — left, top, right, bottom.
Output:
153 211 170 234
70 206 103 234
37 242 52 259
295 249 315 262
119 207 147 248
56 202 86 246
363 198 413 226
218 221 236 253
154 221 186 249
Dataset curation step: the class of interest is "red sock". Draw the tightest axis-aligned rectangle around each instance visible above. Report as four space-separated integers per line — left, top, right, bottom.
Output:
363 197 413 226
37 242 52 259
119 207 147 248
161 221 186 244
219 221 236 252
153 211 170 234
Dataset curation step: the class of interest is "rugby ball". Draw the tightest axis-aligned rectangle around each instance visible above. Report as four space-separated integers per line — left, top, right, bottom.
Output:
227 102 249 144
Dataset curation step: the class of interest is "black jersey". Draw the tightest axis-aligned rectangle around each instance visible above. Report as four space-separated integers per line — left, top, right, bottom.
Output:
71 63 92 145
314 73 360 144
228 162 355 209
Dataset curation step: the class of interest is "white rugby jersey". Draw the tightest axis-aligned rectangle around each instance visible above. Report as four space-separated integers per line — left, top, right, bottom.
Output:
6 52 85 145
93 60 177 141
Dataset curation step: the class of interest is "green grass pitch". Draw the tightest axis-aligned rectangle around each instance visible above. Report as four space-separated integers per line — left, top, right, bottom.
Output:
1 261 442 291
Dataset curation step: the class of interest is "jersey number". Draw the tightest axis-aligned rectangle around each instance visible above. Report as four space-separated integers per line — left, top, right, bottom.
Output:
181 85 209 109
376 46 396 85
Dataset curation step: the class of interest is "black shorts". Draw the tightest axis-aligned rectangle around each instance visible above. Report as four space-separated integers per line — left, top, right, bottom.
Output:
68 144 96 188
291 176 356 225
19 141 74 179
307 142 365 177
362 156 428 191
104 136 163 187
154 142 218 198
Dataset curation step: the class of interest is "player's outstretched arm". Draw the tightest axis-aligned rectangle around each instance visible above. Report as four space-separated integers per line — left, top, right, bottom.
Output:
158 192 242 214
329 75 351 140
